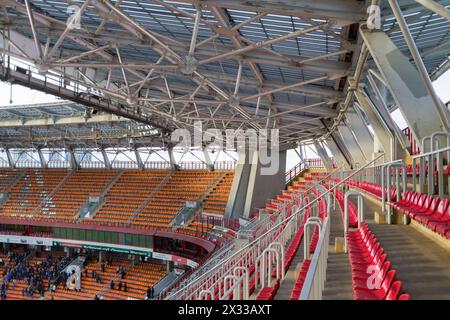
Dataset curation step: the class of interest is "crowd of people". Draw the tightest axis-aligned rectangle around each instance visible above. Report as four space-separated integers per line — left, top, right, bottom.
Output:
1 249 70 300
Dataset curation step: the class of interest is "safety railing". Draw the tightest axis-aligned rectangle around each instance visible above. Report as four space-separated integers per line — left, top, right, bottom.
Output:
344 191 365 252
285 161 307 184
14 161 41 168
194 214 241 231
47 160 71 168
413 133 450 197
0 160 9 168
143 161 171 169
214 161 237 170
158 241 235 299
165 154 383 300
239 200 300 241
402 127 420 155
79 161 106 169
380 160 407 225
331 158 407 225
299 216 330 300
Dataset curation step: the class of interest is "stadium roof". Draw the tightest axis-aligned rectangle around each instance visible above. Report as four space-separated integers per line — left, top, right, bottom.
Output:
0 0 448 149
0 101 165 149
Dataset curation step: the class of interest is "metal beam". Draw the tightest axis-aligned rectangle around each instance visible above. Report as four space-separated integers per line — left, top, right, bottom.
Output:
176 0 367 23
345 105 374 160
37 147 47 168
337 124 366 167
23 0 43 61
313 140 333 172
134 147 144 169
360 28 450 149
198 22 333 65
0 113 127 128
324 135 351 170
414 0 450 20
101 148 111 169
68 148 78 169
5 148 15 168
365 73 410 152
388 0 450 133
354 89 395 160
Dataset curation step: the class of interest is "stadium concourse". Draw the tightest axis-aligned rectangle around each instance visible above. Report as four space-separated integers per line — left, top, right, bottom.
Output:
0 0 449 302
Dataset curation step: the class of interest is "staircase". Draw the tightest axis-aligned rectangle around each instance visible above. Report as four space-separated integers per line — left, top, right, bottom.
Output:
170 172 226 228
363 201 450 299
93 259 134 300
126 171 174 225
273 237 305 300
322 206 353 300
0 171 25 207
100 170 124 197
33 170 75 217
84 170 124 220
200 172 228 203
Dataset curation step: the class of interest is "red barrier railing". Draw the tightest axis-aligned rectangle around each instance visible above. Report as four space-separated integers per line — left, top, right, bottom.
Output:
403 127 420 155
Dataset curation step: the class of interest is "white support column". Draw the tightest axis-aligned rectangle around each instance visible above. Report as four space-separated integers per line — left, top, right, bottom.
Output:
414 0 450 20
203 148 214 171
5 148 15 168
168 147 178 170
37 148 47 169
345 105 374 160
134 147 144 169
354 90 397 160
337 125 367 167
360 28 450 147
101 148 111 169
69 148 78 170
313 140 333 172
325 136 351 170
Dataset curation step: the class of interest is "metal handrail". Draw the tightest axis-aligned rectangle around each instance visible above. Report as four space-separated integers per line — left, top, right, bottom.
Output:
299 216 330 300
411 145 450 159
166 154 384 300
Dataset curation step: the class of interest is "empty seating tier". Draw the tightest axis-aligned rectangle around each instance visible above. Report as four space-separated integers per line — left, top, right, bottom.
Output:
346 222 408 300
202 172 234 215
92 170 168 225
1 169 68 219
0 168 234 233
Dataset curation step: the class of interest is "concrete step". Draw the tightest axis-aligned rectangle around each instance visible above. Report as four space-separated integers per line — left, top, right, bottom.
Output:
364 201 450 300
322 207 354 300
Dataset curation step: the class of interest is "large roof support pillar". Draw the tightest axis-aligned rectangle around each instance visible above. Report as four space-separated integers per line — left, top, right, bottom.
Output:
324 136 351 170
345 105 374 160
68 148 79 170
354 89 401 161
313 140 333 172
5 148 15 169
134 148 144 170
101 148 111 169
337 124 368 168
225 148 286 219
37 148 47 169
360 28 450 150
202 148 214 171
168 147 179 171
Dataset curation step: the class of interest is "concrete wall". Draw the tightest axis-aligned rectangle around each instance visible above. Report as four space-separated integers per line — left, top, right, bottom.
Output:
225 149 287 219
